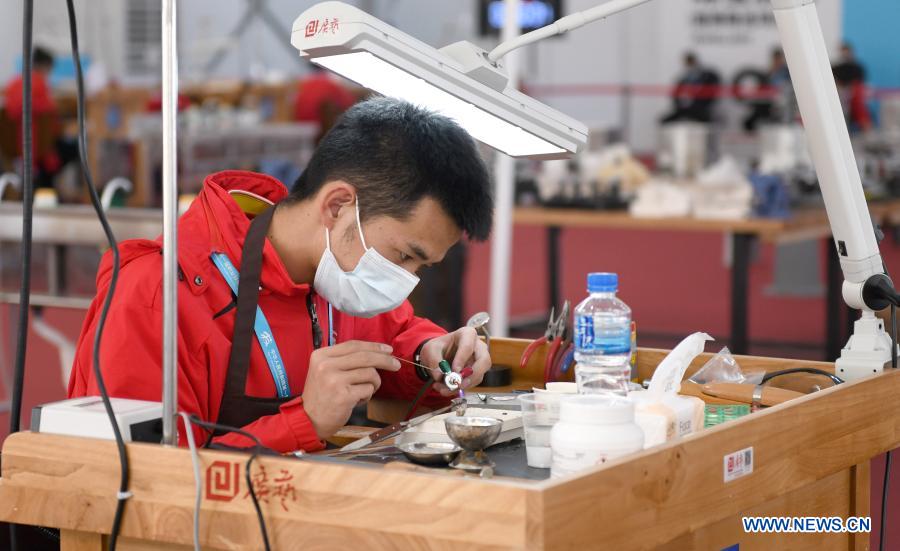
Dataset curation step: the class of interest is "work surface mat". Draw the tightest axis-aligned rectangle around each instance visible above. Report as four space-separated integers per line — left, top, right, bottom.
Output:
304 438 550 481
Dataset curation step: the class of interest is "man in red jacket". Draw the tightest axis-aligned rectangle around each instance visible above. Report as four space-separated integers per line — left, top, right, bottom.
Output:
68 98 494 453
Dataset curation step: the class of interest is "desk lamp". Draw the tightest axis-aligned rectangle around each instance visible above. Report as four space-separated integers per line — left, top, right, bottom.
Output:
291 0 899 381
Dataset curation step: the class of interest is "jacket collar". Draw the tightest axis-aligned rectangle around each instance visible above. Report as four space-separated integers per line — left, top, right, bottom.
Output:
181 170 311 297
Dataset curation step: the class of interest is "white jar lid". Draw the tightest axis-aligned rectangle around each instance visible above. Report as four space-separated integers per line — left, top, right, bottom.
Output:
559 395 635 425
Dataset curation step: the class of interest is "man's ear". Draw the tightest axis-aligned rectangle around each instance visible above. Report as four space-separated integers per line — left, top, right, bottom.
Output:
318 181 357 230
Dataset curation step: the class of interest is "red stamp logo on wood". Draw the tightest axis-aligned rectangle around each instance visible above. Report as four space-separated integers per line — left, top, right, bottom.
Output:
206 460 240 502
244 464 298 512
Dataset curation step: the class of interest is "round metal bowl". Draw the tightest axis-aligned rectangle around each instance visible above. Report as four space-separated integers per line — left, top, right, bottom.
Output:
444 416 503 451
398 442 462 466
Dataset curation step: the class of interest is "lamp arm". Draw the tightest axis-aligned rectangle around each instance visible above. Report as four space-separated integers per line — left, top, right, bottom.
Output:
487 0 654 62
771 0 886 309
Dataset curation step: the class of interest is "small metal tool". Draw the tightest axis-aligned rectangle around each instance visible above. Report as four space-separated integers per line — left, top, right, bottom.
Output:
467 312 491 349
519 301 571 383
395 356 469 392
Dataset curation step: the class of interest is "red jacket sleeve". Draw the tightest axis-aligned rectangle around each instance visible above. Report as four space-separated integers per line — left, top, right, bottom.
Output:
350 300 448 406
211 398 324 452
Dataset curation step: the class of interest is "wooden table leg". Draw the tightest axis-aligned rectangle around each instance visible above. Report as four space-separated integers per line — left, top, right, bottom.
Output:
61 529 103 551
849 461 871 551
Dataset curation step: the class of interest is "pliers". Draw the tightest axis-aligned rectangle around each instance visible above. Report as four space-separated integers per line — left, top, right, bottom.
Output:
519 301 571 383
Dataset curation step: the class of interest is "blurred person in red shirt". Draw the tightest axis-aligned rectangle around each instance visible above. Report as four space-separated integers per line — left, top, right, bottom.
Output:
294 64 357 141
3 46 62 187
832 42 872 133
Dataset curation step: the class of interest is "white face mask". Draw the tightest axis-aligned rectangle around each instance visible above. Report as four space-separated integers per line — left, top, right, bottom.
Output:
313 201 420 318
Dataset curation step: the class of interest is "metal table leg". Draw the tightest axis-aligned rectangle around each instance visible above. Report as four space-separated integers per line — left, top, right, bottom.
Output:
547 226 561 312
47 245 67 297
825 239 843 361
730 233 754 355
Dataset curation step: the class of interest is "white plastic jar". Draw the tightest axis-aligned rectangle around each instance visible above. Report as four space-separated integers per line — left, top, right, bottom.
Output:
550 395 644 478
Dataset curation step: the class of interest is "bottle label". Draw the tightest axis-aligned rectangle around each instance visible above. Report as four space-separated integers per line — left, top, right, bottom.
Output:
551 447 610 478
575 314 631 355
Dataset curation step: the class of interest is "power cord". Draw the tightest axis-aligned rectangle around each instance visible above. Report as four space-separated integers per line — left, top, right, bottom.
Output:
877 304 895 551
65 1 129 549
178 413 202 551
8 1 35 549
8 0 34 451
876 253 898 551
878 302 896 551
760 368 843 386
185 416 272 551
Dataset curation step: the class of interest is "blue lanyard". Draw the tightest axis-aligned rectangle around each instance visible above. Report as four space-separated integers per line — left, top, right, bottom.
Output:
210 252 291 398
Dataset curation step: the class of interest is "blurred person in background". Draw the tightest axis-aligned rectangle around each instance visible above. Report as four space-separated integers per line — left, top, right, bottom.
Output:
661 52 722 125
740 48 796 132
294 64 359 142
2 46 64 188
832 42 871 132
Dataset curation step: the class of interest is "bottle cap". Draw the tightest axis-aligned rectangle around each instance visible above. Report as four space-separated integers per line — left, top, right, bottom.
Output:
559 395 634 425
587 272 618 292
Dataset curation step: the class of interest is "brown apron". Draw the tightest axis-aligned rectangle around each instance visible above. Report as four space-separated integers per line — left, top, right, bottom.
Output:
210 205 320 438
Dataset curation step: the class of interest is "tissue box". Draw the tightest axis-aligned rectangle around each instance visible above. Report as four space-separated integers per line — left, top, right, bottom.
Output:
629 391 705 448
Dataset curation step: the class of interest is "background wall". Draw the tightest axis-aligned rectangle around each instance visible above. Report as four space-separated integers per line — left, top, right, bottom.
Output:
1 0 842 149
843 0 900 89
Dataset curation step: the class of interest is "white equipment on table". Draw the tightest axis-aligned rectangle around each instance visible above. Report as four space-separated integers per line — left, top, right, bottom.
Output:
32 396 163 443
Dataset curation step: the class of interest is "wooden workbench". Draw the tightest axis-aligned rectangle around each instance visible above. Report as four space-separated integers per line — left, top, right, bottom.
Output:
513 199 900 358
0 337 890 550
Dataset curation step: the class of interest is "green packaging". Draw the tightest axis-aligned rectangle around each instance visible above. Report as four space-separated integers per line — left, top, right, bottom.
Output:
704 404 751 428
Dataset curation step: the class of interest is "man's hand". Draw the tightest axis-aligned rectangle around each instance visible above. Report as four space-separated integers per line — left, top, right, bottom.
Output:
302 340 400 439
419 327 491 397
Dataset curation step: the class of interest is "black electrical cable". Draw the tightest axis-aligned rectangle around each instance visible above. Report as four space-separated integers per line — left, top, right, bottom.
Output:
8 1 35 550
64 2 129 549
875 257 896 551
882 450 893 551
8 0 34 448
889 297 897 373
760 368 843 386
879 300 896 551
185 416 272 551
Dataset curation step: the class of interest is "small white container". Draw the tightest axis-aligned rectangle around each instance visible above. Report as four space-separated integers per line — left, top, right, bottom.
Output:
550 395 644 478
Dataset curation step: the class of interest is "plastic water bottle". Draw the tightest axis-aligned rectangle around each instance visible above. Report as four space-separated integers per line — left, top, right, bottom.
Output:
574 272 632 395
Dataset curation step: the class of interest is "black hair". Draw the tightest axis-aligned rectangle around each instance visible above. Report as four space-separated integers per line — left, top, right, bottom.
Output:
684 52 698 66
33 46 54 69
288 97 493 241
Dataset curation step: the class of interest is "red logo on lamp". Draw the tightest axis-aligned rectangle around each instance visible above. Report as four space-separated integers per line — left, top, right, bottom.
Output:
305 19 319 37
205 460 240 502
304 18 340 38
